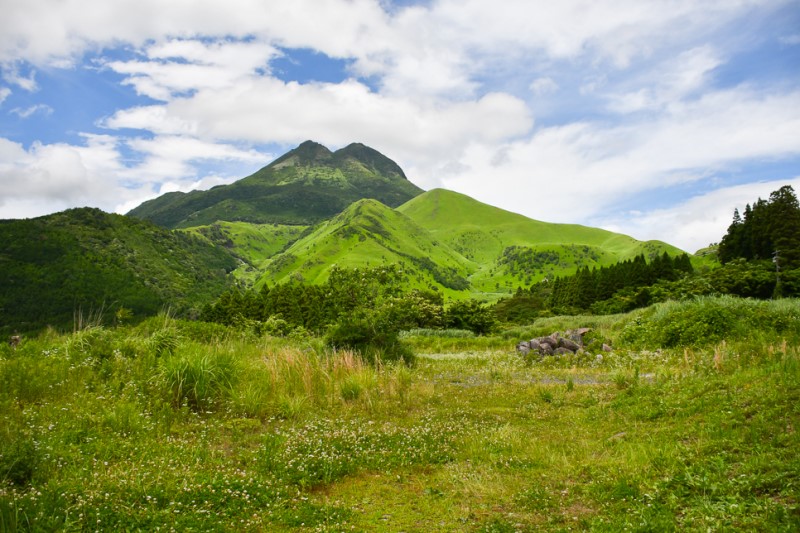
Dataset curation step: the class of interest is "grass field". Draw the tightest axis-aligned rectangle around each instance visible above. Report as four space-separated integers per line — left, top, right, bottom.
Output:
2 299 799 531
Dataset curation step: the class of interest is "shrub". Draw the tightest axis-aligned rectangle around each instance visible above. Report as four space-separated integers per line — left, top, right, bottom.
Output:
159 349 238 410
618 296 800 348
324 311 414 365
0 434 38 486
444 299 497 335
149 328 181 358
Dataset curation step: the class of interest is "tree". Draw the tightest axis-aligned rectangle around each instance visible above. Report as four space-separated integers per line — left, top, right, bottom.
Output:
444 299 497 335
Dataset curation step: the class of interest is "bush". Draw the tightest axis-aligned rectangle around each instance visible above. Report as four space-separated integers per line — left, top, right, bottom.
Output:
325 312 414 365
444 299 497 335
619 296 800 348
159 349 238 410
0 435 38 486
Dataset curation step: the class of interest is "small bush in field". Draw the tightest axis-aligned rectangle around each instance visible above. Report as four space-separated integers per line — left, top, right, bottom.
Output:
149 328 181 358
0 435 38 486
339 375 363 401
325 312 414 365
159 350 237 410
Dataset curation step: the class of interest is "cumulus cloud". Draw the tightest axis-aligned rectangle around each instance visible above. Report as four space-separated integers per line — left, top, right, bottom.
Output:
0 0 797 254
598 177 800 253
103 76 533 181
439 87 800 241
105 38 279 101
0 134 270 219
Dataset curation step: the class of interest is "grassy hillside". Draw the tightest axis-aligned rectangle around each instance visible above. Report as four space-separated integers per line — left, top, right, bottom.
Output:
0 208 237 334
399 189 685 294
128 141 423 229
256 199 475 295
180 221 309 283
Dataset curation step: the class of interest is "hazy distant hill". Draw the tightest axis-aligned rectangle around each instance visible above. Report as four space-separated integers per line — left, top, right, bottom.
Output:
128 141 424 228
0 208 237 333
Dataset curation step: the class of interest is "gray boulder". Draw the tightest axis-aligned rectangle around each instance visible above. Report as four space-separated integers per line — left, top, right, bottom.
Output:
558 337 581 352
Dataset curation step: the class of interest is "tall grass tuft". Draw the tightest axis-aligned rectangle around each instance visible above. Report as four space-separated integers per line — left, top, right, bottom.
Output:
158 348 238 410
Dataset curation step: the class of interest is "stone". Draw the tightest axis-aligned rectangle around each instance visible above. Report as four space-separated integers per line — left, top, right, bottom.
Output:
558 337 581 352
602 343 613 352
539 336 557 349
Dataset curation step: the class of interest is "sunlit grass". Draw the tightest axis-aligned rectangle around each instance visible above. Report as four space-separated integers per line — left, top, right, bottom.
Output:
1 301 799 531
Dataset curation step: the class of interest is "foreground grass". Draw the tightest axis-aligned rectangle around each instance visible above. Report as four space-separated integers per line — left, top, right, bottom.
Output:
2 304 799 531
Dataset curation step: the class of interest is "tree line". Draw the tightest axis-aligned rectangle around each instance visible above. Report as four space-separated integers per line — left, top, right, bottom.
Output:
718 185 800 272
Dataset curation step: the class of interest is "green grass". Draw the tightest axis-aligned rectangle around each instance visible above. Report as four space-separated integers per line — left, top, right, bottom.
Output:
2 299 799 531
256 199 475 296
398 189 685 296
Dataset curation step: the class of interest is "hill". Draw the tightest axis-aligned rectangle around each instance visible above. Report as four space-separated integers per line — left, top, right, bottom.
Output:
0 208 237 334
255 199 475 294
127 141 424 229
243 190 685 299
398 189 685 294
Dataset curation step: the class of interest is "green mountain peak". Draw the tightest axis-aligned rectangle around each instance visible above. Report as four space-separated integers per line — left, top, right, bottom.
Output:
127 141 423 228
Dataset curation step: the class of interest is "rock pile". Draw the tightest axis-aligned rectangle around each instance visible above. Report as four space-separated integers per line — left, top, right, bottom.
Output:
516 328 612 358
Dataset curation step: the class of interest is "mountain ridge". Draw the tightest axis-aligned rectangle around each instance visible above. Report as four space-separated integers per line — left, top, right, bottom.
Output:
127 141 422 229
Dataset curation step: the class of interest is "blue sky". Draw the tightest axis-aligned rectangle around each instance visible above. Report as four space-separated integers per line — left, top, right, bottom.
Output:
1 0 799 252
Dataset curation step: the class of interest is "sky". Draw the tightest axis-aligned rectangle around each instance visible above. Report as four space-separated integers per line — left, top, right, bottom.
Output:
1 0 799 253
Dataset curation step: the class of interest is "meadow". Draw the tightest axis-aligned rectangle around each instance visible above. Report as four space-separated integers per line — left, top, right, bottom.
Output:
2 297 799 531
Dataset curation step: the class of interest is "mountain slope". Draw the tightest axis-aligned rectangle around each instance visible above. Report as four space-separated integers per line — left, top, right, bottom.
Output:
0 208 237 333
128 141 423 229
398 189 686 293
255 199 475 294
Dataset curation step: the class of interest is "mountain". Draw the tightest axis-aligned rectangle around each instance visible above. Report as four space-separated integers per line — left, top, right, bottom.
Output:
244 189 685 298
0 208 237 334
255 199 474 293
127 141 424 229
398 189 685 293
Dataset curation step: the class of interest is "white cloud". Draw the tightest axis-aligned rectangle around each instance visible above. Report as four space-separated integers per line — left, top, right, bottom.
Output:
607 46 723 113
530 77 558 95
0 87 10 105
438 86 800 241
780 34 800 45
0 134 270 219
105 38 279 101
103 77 533 179
598 177 800 253
1 62 37 91
9 104 53 118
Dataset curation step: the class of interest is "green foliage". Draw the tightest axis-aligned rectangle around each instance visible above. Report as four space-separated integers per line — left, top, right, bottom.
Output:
619 296 800 348
1 305 799 530
158 348 238 410
0 434 38 486
325 310 414 365
128 141 423 228
444 299 498 335
719 185 800 269
0 208 236 335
